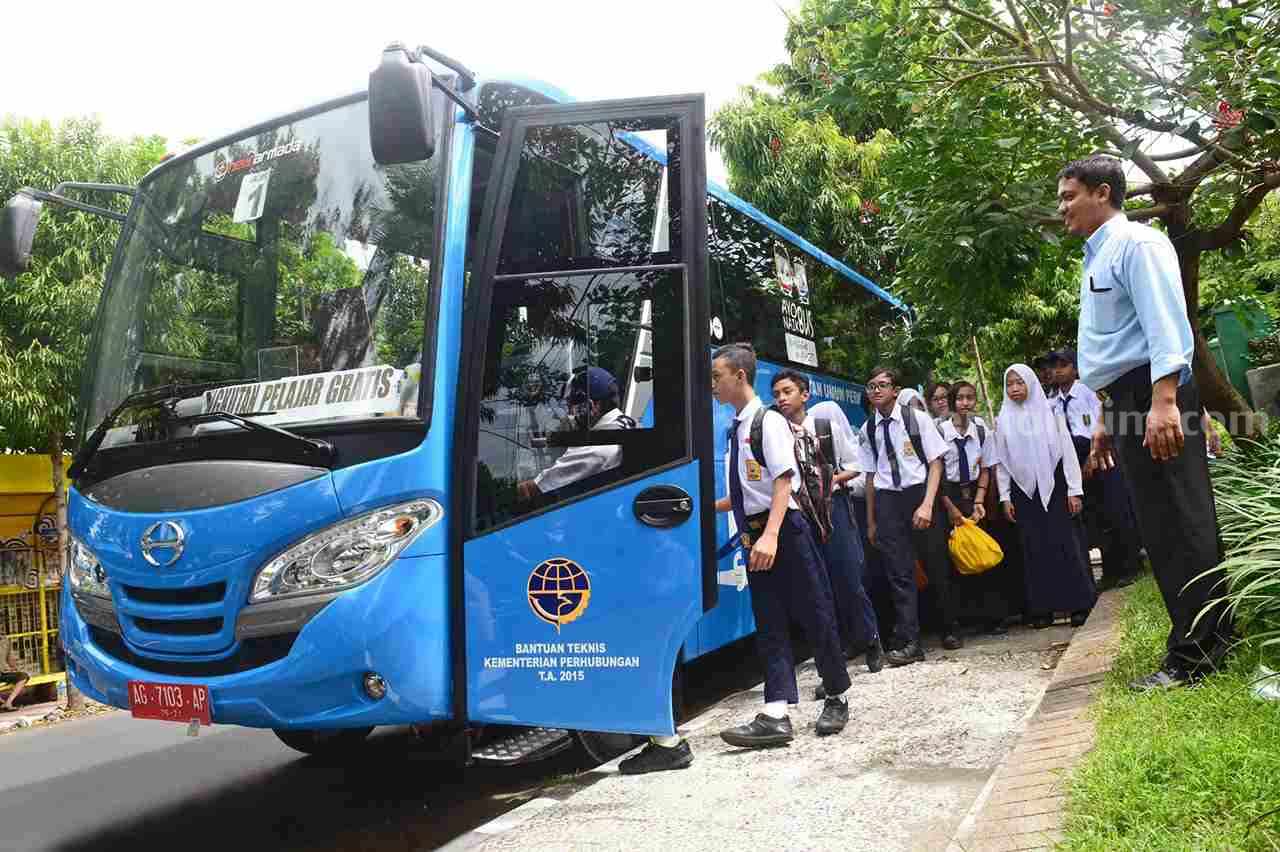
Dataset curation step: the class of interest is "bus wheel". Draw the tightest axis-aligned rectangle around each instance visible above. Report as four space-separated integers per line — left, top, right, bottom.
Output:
273 726 374 756
572 730 643 765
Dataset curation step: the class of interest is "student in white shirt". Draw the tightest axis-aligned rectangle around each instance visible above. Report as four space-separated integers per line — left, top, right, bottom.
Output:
711 344 851 747
772 371 884 676
858 367 948 667
994 365 1096 629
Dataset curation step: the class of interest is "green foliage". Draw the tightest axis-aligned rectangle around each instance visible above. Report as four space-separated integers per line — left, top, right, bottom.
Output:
0 117 166 451
1061 579 1280 850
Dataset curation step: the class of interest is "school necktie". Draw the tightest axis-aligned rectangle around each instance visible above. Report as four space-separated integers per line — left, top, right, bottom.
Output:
880 417 902 488
1061 394 1072 421
727 420 749 542
954 437 971 484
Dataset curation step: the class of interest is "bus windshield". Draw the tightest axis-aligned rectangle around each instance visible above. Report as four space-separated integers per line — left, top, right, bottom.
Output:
80 96 441 444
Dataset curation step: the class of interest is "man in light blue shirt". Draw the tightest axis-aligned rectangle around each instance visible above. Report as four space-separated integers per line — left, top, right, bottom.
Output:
1058 155 1231 691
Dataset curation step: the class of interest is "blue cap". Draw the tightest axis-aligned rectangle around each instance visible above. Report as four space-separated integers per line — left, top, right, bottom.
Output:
568 367 619 404
1048 349 1077 367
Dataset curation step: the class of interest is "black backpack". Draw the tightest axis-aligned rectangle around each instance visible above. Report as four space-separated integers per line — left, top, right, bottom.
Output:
747 406 835 543
864 402 926 464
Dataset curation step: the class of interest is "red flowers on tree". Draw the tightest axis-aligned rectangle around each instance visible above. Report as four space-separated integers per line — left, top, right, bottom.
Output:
1213 100 1245 130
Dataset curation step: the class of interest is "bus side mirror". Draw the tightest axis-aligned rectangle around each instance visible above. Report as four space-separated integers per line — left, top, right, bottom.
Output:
0 193 43 279
368 44 436 166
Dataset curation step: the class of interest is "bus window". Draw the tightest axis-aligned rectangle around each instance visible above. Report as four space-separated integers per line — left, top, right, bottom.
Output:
472 118 688 532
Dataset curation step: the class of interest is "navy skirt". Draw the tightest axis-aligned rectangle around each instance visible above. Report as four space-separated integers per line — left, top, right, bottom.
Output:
1011 462 1097 616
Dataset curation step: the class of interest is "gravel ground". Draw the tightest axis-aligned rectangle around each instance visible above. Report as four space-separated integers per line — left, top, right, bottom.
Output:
463 625 1074 852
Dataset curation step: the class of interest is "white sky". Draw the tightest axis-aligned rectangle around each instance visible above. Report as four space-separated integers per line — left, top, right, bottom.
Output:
2 0 795 182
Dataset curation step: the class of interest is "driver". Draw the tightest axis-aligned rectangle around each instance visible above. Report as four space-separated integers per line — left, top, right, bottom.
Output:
516 367 634 503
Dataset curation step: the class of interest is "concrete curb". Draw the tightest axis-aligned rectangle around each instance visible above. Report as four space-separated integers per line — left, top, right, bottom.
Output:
947 588 1127 852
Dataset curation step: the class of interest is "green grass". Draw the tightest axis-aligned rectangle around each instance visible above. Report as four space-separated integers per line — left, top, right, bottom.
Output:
1059 578 1280 851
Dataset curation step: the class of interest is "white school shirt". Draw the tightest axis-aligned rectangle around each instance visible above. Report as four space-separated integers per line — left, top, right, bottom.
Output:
937 418 994 484
802 412 865 493
855 404 948 492
533 408 627 493
725 396 800 515
995 412 1083 502
1049 381 1102 441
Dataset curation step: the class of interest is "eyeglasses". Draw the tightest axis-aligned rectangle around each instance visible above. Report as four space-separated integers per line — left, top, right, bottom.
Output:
866 381 894 392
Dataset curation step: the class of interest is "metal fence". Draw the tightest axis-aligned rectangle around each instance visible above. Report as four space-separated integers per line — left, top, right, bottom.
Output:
2 523 65 679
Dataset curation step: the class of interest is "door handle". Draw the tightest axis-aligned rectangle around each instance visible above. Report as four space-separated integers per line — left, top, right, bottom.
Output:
633 486 694 528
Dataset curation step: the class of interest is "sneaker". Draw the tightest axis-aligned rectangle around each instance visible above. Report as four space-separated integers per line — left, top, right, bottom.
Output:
618 739 694 775
941 632 963 651
720 713 794 748
815 697 849 736
1128 664 1196 692
865 637 884 673
885 641 925 667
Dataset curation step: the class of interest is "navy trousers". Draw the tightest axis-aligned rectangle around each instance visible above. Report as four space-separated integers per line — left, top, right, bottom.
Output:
872 483 931 646
822 494 879 650
1072 435 1141 581
746 510 852 704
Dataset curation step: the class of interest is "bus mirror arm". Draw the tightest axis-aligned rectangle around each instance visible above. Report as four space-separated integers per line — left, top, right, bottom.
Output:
1 183 134 278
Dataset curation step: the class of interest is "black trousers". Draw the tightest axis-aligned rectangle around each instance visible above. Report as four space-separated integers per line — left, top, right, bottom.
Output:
1071 435 1141 581
1104 367 1233 670
746 510 852 704
822 494 879 650
872 483 933 645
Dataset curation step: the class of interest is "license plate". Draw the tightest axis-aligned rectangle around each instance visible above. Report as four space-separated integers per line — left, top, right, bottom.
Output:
127 680 212 726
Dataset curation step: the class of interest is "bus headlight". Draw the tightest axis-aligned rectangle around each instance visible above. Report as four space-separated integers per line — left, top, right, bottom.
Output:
250 499 442 603
68 537 111 599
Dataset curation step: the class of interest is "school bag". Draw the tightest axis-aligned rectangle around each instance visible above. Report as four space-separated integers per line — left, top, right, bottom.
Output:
747 406 835 544
863 402 926 466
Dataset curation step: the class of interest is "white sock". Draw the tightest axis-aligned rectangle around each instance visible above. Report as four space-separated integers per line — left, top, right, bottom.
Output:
829 688 849 704
763 700 788 719
651 734 682 748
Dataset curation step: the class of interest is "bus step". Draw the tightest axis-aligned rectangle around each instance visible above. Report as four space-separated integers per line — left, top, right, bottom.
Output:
471 727 574 766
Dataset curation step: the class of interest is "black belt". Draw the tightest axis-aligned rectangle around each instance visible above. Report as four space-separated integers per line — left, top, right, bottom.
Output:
739 511 770 547
944 480 977 502
1099 362 1170 402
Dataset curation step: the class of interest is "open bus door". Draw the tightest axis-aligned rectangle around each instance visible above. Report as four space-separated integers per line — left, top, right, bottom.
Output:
456 95 714 737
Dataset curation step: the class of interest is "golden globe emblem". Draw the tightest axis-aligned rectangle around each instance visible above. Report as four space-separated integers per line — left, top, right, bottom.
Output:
527 557 592 633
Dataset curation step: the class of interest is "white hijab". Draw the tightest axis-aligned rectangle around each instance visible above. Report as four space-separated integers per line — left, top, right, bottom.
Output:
996 364 1063 509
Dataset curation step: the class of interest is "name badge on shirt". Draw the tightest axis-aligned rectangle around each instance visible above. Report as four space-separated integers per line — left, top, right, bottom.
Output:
746 459 763 481
1083 414 1092 426
902 442 915 458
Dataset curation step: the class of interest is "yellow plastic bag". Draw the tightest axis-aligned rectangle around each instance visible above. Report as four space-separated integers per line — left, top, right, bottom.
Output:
949 519 1003 575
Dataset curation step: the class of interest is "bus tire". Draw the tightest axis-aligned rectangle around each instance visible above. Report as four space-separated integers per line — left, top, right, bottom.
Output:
273 726 374 756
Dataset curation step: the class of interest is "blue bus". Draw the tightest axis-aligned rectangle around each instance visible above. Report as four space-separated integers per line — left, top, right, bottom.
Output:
0 44 905 762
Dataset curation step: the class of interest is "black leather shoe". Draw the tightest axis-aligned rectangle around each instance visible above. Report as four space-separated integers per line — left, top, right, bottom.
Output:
1128 664 1196 692
618 739 694 775
720 714 794 748
1030 615 1053 630
885 641 925 667
1070 610 1090 628
987 621 1008 636
815 697 849 736
865 637 884 673
942 632 963 651
813 684 827 701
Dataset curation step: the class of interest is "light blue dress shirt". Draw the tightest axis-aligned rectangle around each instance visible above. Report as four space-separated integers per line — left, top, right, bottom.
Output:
1076 214 1194 390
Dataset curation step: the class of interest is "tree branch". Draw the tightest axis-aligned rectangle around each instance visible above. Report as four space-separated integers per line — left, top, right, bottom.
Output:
1149 142 1212 162
950 61 1058 86
1092 123 1171 185
1128 204 1172 221
936 3 1023 44
1127 182 1155 198
925 54 1031 64
1199 170 1280 251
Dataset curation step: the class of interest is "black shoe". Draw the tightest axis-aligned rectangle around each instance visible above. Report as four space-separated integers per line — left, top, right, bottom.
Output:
987 621 1008 636
618 739 694 775
720 714 794 748
1070 610 1090 628
865 637 884 673
885 641 925 667
815 697 849 736
1030 616 1053 630
1115 573 1139 588
1128 664 1196 692
813 684 827 701
942 632 963 651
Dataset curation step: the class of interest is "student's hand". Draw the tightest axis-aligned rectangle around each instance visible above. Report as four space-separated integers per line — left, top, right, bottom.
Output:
516 480 540 502
1003 501 1016 523
867 521 878 548
1145 398 1184 462
912 502 933 530
948 509 965 528
748 531 778 572
1089 425 1115 473
1067 495 1083 516
970 503 986 523
1204 412 1222 457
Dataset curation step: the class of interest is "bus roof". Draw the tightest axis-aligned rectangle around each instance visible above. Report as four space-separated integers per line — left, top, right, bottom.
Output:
494 77 907 314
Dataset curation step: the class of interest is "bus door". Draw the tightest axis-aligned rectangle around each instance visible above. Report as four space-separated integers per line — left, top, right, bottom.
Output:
457 96 714 735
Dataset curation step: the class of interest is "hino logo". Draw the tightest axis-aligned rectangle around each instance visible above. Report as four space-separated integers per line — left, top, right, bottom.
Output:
140 522 186 567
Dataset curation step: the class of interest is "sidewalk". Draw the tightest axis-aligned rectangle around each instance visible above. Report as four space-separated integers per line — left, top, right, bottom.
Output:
444 618 1088 852
947 589 1123 852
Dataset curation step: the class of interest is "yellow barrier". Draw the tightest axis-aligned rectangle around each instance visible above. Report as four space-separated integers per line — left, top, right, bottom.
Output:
1 455 68 688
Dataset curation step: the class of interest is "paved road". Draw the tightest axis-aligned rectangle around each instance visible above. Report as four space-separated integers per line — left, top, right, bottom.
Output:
0 643 765 852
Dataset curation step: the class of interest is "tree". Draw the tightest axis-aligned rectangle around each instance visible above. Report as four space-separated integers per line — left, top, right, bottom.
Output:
0 117 166 708
713 0 1280 431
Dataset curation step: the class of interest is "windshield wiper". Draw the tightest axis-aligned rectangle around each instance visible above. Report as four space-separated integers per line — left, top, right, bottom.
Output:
69 379 250 479
167 410 335 465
